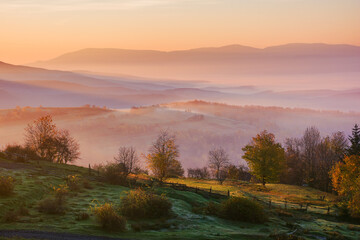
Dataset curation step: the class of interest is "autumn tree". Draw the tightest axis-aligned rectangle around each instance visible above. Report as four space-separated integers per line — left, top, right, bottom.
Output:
146 131 181 182
242 130 285 186
25 115 58 162
208 147 230 184
331 155 360 218
25 115 80 164
315 132 347 191
347 124 360 156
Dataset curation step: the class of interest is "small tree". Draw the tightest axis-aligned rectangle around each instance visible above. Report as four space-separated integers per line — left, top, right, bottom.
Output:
208 147 230 184
24 115 80 164
168 159 184 178
331 155 360 218
347 124 360 156
242 130 285 186
25 115 58 162
55 130 80 164
146 131 181 183
114 146 138 179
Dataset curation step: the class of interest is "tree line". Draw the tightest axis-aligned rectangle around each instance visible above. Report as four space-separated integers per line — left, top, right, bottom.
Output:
1 115 359 218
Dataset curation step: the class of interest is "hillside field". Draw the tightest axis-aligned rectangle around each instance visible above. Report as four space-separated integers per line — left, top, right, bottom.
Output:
0 157 360 240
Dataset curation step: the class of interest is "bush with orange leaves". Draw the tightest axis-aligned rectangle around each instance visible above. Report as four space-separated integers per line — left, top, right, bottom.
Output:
331 155 360 218
0 176 15 196
91 202 126 231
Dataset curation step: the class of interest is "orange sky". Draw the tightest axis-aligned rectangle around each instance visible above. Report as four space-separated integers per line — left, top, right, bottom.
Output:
1 0 360 64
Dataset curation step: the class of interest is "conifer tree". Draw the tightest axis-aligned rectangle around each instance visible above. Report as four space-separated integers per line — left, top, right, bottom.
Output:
347 124 360 156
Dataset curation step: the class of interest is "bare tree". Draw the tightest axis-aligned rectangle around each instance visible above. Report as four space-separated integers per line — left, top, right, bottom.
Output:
55 129 80 164
114 146 138 178
208 147 230 184
302 126 321 184
283 137 304 185
146 130 181 182
188 167 209 179
284 128 348 191
316 132 348 191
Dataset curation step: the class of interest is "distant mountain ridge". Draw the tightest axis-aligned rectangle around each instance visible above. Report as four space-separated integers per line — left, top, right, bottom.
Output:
34 43 360 65
30 43 360 82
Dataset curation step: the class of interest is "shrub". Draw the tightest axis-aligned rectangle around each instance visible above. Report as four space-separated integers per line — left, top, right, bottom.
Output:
4 144 39 162
38 198 66 214
3 210 19 223
66 175 81 191
100 163 127 185
83 179 93 189
75 211 90 221
0 176 15 196
52 184 69 204
38 184 68 214
203 201 220 215
17 205 30 216
91 203 126 231
219 197 266 223
119 189 172 219
193 201 221 215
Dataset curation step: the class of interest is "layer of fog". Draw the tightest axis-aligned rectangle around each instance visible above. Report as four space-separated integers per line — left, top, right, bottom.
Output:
1 102 358 170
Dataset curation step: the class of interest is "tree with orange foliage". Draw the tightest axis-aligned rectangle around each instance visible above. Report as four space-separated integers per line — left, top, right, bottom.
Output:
331 155 360 218
25 115 80 163
25 115 58 162
146 131 181 182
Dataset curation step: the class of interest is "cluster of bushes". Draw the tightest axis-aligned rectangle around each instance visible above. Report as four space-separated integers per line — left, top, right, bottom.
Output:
38 184 69 214
0 176 15 196
119 189 172 219
3 144 39 162
91 189 172 232
3 205 30 223
196 197 266 223
38 175 88 215
66 174 82 191
96 163 128 185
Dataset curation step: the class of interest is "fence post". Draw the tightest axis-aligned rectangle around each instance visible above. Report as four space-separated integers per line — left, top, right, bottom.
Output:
227 190 230 197
209 186 212 196
327 206 330 215
269 200 271 209
88 164 91 176
195 187 198 193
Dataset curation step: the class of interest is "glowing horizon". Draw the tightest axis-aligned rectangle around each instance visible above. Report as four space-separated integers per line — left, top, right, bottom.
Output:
1 0 360 64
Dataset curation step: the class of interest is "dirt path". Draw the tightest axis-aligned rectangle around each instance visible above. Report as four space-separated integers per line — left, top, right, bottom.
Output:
0 230 130 240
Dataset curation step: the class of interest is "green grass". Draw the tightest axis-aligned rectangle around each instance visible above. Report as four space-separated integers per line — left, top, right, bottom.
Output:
0 157 360 240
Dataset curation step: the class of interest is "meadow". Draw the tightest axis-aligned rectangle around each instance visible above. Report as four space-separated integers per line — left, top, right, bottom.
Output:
1 156 359 240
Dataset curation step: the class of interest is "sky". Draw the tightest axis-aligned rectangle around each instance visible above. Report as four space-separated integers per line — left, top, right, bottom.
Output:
1 0 360 64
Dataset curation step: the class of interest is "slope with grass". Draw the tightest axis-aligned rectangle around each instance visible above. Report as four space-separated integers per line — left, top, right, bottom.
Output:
0 157 359 239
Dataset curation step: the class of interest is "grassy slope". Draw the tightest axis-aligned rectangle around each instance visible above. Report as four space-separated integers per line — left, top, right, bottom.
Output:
0 158 359 240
